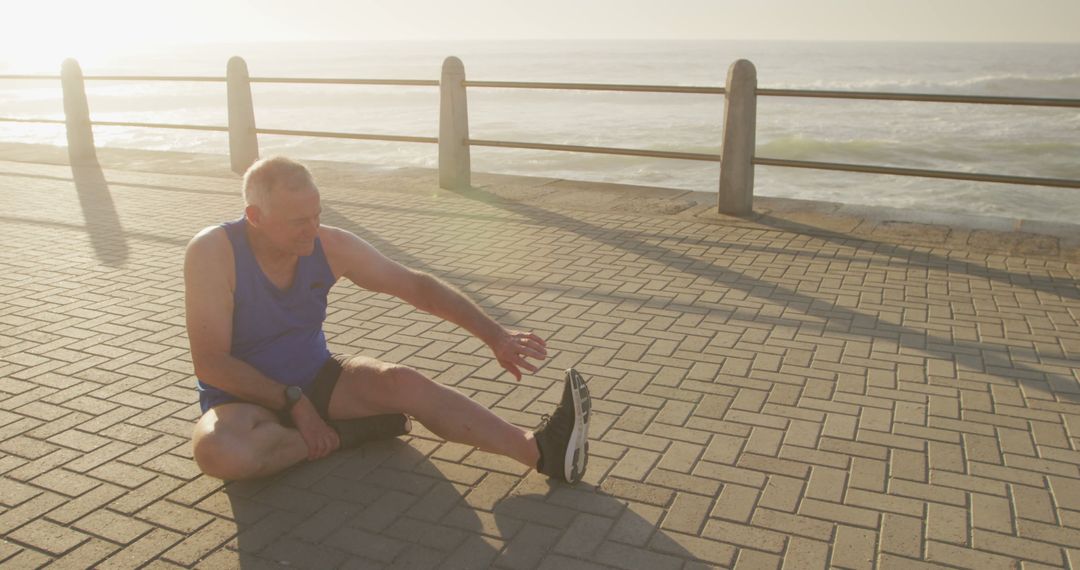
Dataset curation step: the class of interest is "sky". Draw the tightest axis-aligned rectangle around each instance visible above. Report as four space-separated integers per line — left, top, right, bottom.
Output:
2 0 1078 68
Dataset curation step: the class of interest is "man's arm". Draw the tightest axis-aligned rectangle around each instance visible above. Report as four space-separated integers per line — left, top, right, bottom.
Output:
322 227 547 380
184 227 338 458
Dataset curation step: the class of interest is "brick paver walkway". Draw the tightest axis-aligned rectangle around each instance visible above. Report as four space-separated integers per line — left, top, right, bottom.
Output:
1 150 1079 569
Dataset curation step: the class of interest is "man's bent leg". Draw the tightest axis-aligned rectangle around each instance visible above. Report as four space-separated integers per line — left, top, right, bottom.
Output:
192 403 308 480
328 356 540 469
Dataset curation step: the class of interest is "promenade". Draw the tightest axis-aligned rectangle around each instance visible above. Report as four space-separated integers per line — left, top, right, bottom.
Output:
1 142 1079 569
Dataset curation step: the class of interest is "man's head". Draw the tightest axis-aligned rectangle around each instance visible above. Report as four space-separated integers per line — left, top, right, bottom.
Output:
242 156 322 256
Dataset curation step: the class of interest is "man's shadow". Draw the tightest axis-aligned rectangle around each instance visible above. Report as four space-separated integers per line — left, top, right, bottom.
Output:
223 439 711 568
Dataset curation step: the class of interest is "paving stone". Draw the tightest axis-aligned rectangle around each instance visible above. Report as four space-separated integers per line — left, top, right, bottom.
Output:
0 477 41 507
926 502 969 546
701 518 787 553
45 483 127 525
609 502 664 547
74 508 154 544
591 539 682 570
880 513 923 558
495 522 562 570
0 490 66 535
554 512 615 557
972 529 1064 566
648 531 737 568
440 533 503 569
831 525 877 570
45 538 120 570
781 536 829 570
98 527 184 570
758 474 805 513
7 518 89 555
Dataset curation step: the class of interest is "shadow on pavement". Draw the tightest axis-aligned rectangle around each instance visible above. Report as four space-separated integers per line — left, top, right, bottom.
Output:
443 184 1080 402
224 440 710 568
70 159 130 267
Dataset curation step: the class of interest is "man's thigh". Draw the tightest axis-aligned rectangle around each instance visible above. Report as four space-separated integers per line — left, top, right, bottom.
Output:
326 355 410 420
193 401 280 443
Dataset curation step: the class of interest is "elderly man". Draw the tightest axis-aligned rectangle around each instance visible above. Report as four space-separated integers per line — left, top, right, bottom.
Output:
186 156 590 482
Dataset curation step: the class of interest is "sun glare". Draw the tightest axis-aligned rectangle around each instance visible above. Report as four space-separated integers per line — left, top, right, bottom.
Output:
0 1 166 74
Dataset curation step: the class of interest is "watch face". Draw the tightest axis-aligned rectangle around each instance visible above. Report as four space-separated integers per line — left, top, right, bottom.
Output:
286 385 303 402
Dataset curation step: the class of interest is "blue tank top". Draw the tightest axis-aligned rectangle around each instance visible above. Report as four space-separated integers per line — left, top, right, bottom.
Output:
196 218 334 400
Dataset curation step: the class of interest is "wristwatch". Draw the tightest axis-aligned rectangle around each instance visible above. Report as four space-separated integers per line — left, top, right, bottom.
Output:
282 385 303 413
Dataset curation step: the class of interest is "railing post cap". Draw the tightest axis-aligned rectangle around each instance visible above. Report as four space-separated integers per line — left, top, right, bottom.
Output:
227 56 249 73
442 56 464 73
730 58 756 79
61 59 83 75
729 59 757 77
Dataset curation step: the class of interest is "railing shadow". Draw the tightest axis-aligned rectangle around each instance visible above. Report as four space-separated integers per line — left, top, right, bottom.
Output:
442 183 1080 403
319 204 527 329
751 213 1079 301
320 206 435 275
223 439 709 567
69 158 129 267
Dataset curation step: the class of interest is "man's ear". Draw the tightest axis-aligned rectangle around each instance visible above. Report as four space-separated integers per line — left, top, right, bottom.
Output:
245 204 262 226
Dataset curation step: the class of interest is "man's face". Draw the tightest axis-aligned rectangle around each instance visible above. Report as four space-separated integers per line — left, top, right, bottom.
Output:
250 183 322 256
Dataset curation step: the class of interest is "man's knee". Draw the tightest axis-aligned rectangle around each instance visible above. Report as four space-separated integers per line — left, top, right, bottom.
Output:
192 422 261 480
367 363 432 407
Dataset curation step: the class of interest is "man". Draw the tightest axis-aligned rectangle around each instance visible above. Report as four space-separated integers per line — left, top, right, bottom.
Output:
186 156 590 482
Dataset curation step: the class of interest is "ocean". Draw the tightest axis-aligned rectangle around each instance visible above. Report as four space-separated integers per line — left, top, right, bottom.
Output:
2 40 1078 223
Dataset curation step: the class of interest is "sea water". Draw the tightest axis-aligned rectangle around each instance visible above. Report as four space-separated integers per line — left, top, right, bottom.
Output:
2 40 1078 223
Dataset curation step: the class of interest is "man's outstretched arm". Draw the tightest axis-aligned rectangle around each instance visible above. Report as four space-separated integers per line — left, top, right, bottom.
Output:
324 227 547 380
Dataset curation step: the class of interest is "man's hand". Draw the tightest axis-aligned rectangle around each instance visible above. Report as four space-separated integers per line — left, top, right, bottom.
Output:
290 397 340 460
492 329 548 381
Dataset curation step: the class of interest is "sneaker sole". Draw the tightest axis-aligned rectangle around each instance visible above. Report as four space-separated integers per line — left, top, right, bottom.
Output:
564 369 591 483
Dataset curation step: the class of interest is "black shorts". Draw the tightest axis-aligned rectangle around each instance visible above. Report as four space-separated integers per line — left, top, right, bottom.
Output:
203 354 346 424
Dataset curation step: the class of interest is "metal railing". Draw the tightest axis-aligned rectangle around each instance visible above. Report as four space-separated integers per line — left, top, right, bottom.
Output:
0 72 438 147
2 57 1078 215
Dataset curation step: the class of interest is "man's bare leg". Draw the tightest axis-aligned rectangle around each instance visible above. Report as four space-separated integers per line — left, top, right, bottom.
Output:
192 403 308 480
328 357 540 468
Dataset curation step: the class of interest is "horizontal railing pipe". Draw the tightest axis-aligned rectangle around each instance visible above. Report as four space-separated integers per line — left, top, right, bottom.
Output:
758 88 1080 108
1 75 442 87
92 121 228 132
250 77 439 86
754 157 1080 189
464 80 724 94
257 128 436 144
0 117 66 125
0 75 62 80
469 139 721 162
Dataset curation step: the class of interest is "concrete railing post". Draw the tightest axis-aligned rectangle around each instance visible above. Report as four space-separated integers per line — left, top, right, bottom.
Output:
61 59 96 163
227 56 259 174
439 56 470 189
718 59 757 215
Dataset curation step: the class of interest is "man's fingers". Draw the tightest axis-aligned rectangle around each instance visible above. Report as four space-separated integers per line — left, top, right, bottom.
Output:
324 430 339 457
514 332 547 352
315 433 333 460
515 356 539 373
519 345 547 360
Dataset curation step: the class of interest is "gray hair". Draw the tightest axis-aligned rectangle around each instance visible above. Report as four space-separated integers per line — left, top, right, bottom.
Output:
242 156 316 213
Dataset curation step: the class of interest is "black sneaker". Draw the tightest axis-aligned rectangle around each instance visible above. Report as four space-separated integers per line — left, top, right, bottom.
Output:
534 368 591 483
331 414 412 449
